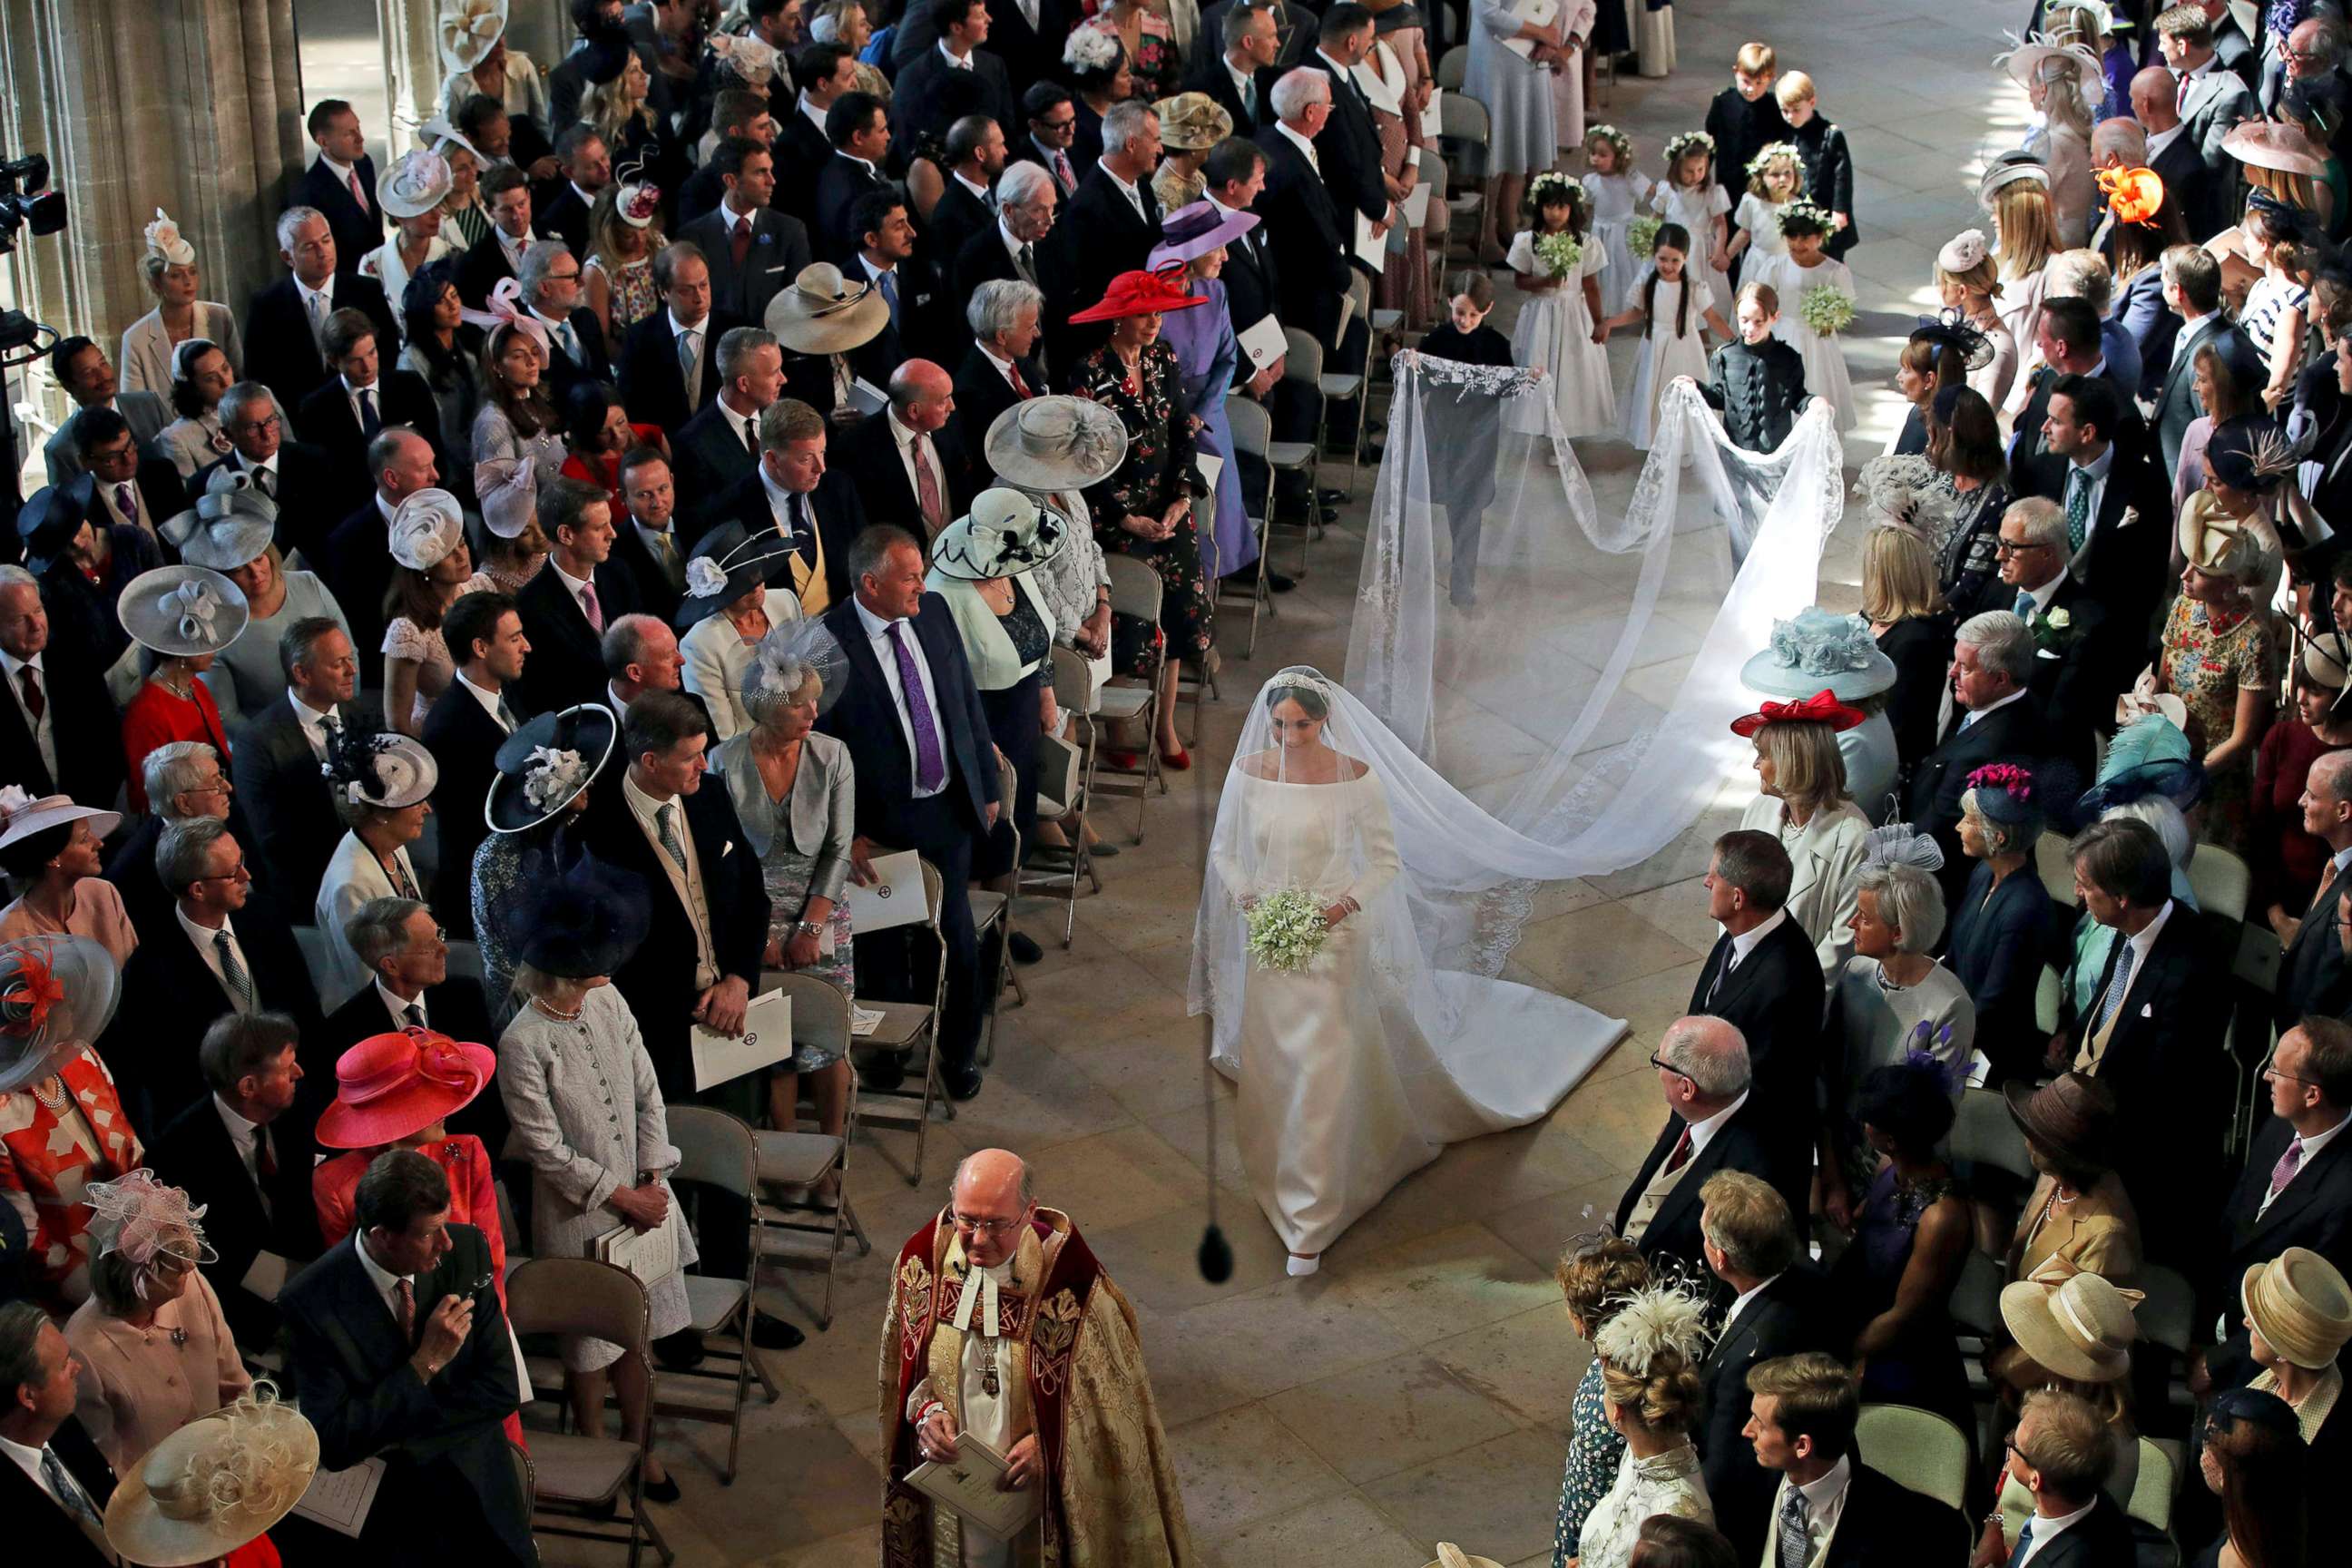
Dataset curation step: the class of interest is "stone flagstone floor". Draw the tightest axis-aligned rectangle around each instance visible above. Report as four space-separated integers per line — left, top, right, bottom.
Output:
542 1 2037 1561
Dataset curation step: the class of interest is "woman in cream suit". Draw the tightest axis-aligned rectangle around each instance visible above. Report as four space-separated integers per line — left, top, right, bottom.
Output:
675 520 804 743
313 730 440 1009
118 210 243 398
1734 691 1872 977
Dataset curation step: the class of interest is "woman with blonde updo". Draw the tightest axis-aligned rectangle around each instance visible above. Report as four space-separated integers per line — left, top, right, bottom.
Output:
1577 1282 1714 1568
1550 1238 1651 1567
1934 230 2017 410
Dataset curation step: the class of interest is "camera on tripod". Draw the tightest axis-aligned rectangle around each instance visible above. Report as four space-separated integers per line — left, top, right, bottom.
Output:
0 152 67 255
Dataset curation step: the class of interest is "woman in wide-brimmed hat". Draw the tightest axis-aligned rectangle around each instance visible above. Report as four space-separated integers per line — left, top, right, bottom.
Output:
63 1170 250 1474
1978 1262 2143 1555
1996 34 2100 246
498 854 695 1497
115 565 246 813
360 149 458 313
157 469 352 728
0 789 132 967
102 1386 317 1568
1740 606 1902 828
418 114 491 250
434 0 547 135
1148 201 1261 593
674 518 803 742
766 262 889 420
118 209 244 399
2240 1246 2352 1468
474 704 616 1014
0 933 137 1315
2003 1071 2139 1283
1067 267 1210 769
314 729 440 1009
1945 761 2055 1083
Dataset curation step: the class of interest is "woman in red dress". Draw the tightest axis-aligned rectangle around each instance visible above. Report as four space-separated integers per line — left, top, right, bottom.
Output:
116 564 245 812
558 379 669 515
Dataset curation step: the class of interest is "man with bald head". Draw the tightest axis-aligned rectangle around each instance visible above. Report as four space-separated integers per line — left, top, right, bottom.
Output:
322 426 441 662
1612 1016 1806 1276
881 1148 1193 1566
2277 750 2352 1031
2131 63 2219 239
841 358 975 542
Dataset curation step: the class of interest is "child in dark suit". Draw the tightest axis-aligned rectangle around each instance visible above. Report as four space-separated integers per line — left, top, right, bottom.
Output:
1700 280 1810 455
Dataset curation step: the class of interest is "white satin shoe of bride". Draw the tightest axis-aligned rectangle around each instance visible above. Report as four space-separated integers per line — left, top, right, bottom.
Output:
1287 1252 1321 1277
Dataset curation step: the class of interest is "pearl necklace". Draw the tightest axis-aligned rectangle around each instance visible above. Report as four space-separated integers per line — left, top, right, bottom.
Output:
529 995 584 1024
29 1075 68 1112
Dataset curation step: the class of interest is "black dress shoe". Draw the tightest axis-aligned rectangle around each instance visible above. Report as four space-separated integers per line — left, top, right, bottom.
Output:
1265 572 1297 593
641 1473 682 1504
857 1053 906 1092
944 1063 985 1101
652 1327 707 1371
1318 488 1346 505
1008 932 1044 965
750 1313 806 1349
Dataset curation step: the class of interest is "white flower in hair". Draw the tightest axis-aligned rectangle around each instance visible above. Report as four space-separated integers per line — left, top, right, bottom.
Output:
1063 22 1121 72
521 746 590 811
1591 1279 1715 1374
685 555 730 598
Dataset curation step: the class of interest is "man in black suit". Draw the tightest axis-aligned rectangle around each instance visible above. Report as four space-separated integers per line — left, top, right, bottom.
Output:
776 43 861 220
323 897 504 1146
705 397 867 612
952 162 1083 378
1996 497 2124 768
2274 754 2352 1031
294 309 446 519
1907 611 2050 903
923 115 1007 286
618 243 746 432
0 1302 117 1568
679 139 815 328
102 818 323 1135
146 1010 326 1351
819 525 1001 1101
1205 135 1320 533
279 1150 533 1566
0 568 124 809
320 427 443 667
1743 1351 1970 1568
1704 47 1790 284
1258 76 1355 354
1191 1 1281 133
516 239 613 404
891 0 1018 165
956 279 1048 463
673 326 785 509
1994 1389 2139 1568
840 360 976 542
232 617 378 896
293 99 384 278
455 165 544 307
2151 248 2259 475
982 0 1076 98
848 192 956 377
39 336 170 487
2039 376 2170 631
677 86 777 228
2053 817 2233 1256
422 591 530 934
71 407 186 542
611 447 689 623
107 739 279 935
535 122 612 257
1303 5 1395 238
1066 101 1165 328
244 207 401 416
1612 1016 1808 1274
2202 1017 2352 1387
2132 65 2224 240
1695 1173 1829 1564
514 475 646 714
2007 299 2137 500
1008 81 1088 195
192 383 341 564
1203 0 1318 71
815 92 896 262
1688 830 1825 1173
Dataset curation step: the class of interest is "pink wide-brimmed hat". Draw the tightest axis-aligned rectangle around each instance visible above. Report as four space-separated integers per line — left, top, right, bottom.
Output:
315 1028 496 1149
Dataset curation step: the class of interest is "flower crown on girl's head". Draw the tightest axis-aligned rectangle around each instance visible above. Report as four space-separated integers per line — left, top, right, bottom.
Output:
1584 123 1633 166
1528 171 1583 216
1777 198 1835 236
1746 141 1800 182
1662 130 1715 168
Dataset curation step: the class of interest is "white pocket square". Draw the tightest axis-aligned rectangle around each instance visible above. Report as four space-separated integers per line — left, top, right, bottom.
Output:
2035 648 2060 660
2140 1003 2153 1017
723 841 736 857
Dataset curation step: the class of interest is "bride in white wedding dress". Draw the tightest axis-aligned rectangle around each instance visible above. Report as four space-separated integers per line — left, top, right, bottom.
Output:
1191 668 1630 1274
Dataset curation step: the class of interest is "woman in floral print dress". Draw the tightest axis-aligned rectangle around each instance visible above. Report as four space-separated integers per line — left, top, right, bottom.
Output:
1069 270 1211 768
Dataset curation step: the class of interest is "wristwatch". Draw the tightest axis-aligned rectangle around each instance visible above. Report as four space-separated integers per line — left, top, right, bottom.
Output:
796 918 825 936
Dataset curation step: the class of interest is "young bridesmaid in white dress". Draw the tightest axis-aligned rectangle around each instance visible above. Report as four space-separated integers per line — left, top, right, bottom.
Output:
1725 141 1801 280
1602 223 1736 449
1647 131 1733 309
1747 200 1858 433
1508 174 1615 439
1582 124 1661 311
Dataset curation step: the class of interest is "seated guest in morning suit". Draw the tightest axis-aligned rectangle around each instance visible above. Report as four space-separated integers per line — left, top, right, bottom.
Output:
705 397 867 616
2273 750 2352 1032
1687 829 1825 1179
1906 611 2050 906
513 475 645 716
102 817 322 1136
321 897 505 1156
1992 1387 2138 1568
2204 1015 2352 1388
294 308 446 523
676 139 814 328
279 1149 533 1568
0 1299 119 1568
615 242 746 435
0 567 125 810
2053 817 2232 1261
421 590 530 936
231 617 380 897
1742 1351 1967 1568
956 279 1051 465
839 360 977 544
242 208 400 418
672 326 784 511
146 1011 325 1353
818 525 1002 1102
1694 1171 1830 1565
1612 1015 1809 1276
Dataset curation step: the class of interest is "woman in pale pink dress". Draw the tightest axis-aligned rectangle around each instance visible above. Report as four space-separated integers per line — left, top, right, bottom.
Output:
0 795 134 968
1370 5 1437 329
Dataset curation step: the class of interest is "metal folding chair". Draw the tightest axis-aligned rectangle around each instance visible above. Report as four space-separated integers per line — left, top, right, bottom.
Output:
1220 397 1279 655
853 859 952 1185
742 974 872 1328
660 1105 781 1482
1015 646 1103 946
1089 554 1167 841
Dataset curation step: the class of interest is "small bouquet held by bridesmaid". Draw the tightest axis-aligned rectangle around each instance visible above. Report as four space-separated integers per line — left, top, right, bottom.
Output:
1797 282 1857 336
1246 888 1329 973
1625 213 1663 260
1534 230 1585 279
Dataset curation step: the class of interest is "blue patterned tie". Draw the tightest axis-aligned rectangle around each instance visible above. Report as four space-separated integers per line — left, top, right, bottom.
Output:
2092 940 2136 1034
878 268 901 330
1778 1486 1811 1568
2064 468 2091 552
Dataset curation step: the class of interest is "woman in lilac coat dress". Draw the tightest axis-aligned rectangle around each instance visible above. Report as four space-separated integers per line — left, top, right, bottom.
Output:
1150 202 1257 583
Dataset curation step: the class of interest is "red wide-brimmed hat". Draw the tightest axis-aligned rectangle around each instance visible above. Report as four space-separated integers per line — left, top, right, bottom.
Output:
315 1028 496 1150
1067 267 1208 324
1728 689 1866 738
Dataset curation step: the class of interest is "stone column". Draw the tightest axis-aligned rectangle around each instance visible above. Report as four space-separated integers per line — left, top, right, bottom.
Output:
378 0 440 148
0 0 305 410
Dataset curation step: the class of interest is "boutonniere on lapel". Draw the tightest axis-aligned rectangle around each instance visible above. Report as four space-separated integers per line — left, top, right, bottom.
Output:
2027 604 2079 653
756 231 775 247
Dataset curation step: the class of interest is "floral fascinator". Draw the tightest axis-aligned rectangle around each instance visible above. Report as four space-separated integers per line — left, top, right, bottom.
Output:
144 209 196 268
1937 229 1992 275
1592 1279 1715 1376
0 932 122 1092
742 618 849 724
1662 130 1714 166
486 703 616 834
1740 607 1898 701
1063 23 1122 73
387 487 466 571
1962 762 2038 827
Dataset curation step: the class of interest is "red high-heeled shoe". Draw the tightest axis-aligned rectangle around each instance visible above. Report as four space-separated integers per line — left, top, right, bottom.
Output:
1159 745 1191 771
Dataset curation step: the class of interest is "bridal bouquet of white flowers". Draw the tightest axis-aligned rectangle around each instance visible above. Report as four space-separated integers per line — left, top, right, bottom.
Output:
1245 888 1328 973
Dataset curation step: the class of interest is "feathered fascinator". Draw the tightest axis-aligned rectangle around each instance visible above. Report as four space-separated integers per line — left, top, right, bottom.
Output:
84 1171 217 1298
1937 229 1992 274
2203 416 2306 495
1910 309 1994 372
2095 166 2166 228
1855 454 1957 543
1063 22 1122 73
1864 822 1945 871
1662 131 1714 165
102 1381 319 1566
742 619 848 720
1777 198 1835 237
144 209 196 267
1745 142 1800 182
1592 1279 1715 1375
